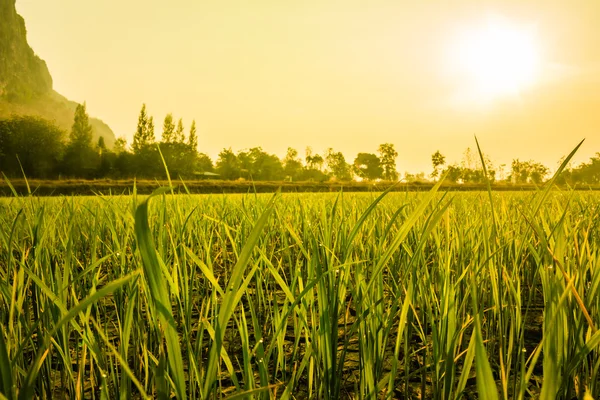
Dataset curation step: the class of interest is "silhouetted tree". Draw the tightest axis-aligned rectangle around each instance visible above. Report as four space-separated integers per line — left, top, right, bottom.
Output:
353 153 383 180
510 159 549 184
175 118 185 143
236 147 284 180
0 116 65 178
378 143 399 181
161 113 175 143
132 104 154 153
325 148 352 181
568 154 600 184
283 147 303 181
305 147 324 171
431 150 446 180
216 148 240 180
188 120 198 150
113 137 127 153
196 153 214 174
63 103 97 176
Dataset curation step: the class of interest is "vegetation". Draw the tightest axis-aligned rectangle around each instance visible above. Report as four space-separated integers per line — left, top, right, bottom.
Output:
4 102 600 188
2 149 600 398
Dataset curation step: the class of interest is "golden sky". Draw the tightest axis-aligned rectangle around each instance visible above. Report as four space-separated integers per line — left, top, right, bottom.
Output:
16 0 600 173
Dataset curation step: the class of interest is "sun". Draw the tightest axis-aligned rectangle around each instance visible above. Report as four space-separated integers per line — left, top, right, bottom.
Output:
452 15 541 102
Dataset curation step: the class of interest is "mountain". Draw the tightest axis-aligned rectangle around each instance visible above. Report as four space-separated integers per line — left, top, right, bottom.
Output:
0 0 115 147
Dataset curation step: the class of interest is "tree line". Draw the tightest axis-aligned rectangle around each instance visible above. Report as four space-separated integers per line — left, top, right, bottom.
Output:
2 103 600 185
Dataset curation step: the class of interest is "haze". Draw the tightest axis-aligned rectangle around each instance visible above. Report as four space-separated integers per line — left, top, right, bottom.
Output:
16 0 600 173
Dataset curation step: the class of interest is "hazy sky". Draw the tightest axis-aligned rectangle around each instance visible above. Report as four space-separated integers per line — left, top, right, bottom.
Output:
16 0 600 173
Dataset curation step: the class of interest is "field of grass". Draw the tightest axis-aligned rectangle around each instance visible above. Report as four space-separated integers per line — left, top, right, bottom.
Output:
2 183 600 399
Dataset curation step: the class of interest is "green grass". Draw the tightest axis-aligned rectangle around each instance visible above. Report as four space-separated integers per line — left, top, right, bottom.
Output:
2 187 600 399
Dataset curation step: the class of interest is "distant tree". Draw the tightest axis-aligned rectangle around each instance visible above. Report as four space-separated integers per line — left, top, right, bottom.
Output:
97 136 106 152
353 153 383 180
431 150 446 180
113 137 127 153
569 154 600 184
305 147 314 167
216 148 240 180
440 164 462 183
132 104 154 153
174 118 185 143
95 136 116 177
196 153 214 173
0 116 65 178
70 103 93 148
236 147 284 180
325 148 352 181
312 154 324 171
283 147 303 181
302 147 328 181
461 147 476 170
63 103 97 176
378 143 399 181
497 163 507 182
452 148 496 184
305 147 324 171
529 163 548 184
300 168 329 182
254 149 284 181
509 159 549 184
161 113 175 143
188 120 198 150
404 171 428 183
147 116 155 141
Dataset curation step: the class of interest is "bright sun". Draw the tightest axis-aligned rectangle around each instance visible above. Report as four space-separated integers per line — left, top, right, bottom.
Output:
452 15 541 102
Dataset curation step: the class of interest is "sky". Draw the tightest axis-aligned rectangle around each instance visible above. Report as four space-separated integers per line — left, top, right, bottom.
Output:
15 0 600 174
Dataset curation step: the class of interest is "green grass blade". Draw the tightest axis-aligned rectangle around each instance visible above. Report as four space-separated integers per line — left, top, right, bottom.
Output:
0 324 14 400
134 187 186 400
201 192 278 398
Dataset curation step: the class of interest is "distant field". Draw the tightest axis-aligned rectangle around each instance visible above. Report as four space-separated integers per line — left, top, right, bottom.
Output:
1 178 595 196
2 186 600 398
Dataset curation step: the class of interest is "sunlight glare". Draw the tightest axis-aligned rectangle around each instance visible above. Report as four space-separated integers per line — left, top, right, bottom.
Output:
453 15 541 102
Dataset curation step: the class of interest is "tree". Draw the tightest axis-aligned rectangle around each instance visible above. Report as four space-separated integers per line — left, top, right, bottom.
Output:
440 164 462 183
175 118 185 143
215 148 240 180
509 159 549 184
132 104 154 153
283 147 303 181
461 147 476 170
0 116 65 178
568 154 600 184
95 136 116 177
236 147 284 180
147 116 155 141
97 136 106 152
69 103 93 148
353 153 383 180
431 150 446 180
378 143 399 181
63 102 97 176
325 148 352 181
188 120 198 150
113 137 127 153
305 147 324 170
161 113 175 143
196 153 214 174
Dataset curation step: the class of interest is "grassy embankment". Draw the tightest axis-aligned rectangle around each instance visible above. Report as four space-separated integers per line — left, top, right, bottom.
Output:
2 178 597 196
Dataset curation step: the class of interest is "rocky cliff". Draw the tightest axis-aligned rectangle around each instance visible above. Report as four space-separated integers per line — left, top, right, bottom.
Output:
0 0 115 146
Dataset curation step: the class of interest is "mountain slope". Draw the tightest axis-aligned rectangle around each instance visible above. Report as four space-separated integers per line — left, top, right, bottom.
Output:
0 0 115 146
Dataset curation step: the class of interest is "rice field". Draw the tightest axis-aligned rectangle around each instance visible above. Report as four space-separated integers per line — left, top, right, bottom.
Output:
2 182 600 399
